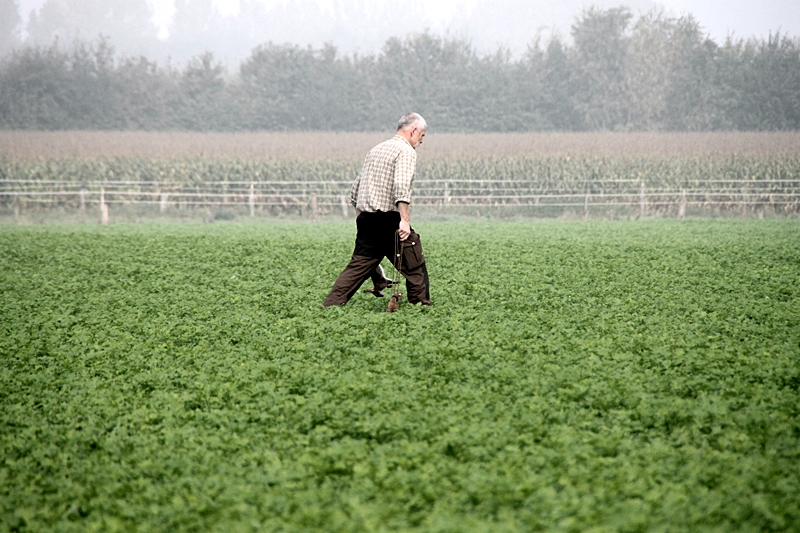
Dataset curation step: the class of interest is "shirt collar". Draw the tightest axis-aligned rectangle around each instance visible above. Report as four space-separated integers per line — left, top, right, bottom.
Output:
393 134 412 148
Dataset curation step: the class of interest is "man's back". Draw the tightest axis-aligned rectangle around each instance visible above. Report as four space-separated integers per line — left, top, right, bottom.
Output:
351 135 416 213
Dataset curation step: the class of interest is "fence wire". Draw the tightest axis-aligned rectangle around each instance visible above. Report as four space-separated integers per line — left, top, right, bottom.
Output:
2 179 799 219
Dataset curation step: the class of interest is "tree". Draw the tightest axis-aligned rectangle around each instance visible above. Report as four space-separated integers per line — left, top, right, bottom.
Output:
0 0 21 57
240 42 362 130
26 0 158 57
59 37 118 128
742 33 800 130
111 55 180 129
168 0 234 69
179 52 229 130
538 36 582 130
570 6 632 130
0 37 179 129
372 33 484 130
625 11 710 130
0 43 71 128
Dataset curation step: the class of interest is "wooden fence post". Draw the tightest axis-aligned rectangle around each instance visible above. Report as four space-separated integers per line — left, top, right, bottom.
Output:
100 187 109 224
79 185 86 215
583 195 589 221
249 182 256 217
160 193 169 213
310 192 318 222
678 189 686 219
340 195 348 218
742 187 748 217
639 182 646 219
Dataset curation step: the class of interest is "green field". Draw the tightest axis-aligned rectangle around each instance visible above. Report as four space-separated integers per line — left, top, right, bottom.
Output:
2 220 799 532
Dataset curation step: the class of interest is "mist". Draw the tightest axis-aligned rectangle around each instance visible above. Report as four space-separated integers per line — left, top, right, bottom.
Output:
6 0 800 68
2 0 798 132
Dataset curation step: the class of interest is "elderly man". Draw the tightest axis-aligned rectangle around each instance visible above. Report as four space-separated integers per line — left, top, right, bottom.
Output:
322 113 431 308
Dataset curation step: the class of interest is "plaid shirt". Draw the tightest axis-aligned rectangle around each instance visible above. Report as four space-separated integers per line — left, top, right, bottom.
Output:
350 135 416 212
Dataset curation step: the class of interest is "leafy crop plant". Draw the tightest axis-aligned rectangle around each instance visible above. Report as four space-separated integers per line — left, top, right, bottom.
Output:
1 220 799 532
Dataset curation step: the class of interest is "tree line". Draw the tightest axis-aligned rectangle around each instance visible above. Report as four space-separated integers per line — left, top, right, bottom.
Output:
1 7 798 132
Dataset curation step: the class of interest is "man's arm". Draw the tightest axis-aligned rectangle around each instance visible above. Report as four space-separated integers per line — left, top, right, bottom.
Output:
397 201 411 240
350 174 361 211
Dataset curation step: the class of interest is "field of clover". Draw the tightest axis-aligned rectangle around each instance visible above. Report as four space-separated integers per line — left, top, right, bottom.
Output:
1 219 799 532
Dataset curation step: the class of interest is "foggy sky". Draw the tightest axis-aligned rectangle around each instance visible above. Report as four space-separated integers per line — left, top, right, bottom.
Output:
13 0 800 67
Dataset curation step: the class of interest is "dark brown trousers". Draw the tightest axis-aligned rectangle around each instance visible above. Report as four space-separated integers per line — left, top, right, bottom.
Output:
322 211 431 307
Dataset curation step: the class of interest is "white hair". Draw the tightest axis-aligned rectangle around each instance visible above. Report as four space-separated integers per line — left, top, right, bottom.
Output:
396 112 427 132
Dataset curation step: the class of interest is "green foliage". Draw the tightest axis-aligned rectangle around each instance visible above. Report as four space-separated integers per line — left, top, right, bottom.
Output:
4 152 800 219
0 0 21 56
0 38 182 130
3 152 799 188
570 6 633 130
1 8 799 132
1 220 799 531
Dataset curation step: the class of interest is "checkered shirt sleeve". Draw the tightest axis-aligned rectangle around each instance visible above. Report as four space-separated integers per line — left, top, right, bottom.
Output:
350 135 416 212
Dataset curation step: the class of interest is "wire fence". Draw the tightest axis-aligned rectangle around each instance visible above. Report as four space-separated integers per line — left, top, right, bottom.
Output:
2 179 800 222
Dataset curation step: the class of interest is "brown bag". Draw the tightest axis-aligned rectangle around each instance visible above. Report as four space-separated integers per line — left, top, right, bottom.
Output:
401 231 426 270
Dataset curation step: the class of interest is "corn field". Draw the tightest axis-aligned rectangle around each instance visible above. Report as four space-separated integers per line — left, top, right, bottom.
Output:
2 132 799 221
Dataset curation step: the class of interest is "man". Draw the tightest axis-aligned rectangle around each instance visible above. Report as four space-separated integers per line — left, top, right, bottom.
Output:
322 112 431 308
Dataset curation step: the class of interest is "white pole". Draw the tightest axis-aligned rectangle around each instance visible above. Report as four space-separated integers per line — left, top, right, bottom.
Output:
249 182 256 217
100 187 109 224
310 192 318 222
639 182 645 219
742 187 748 217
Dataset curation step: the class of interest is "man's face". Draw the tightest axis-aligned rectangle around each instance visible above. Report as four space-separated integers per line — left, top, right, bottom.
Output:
410 126 426 148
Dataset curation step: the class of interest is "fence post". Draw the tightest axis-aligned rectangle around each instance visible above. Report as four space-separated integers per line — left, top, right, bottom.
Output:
79 184 86 215
444 181 450 204
742 186 748 217
100 187 109 224
249 182 256 217
340 195 348 218
583 195 589 221
160 192 169 213
639 182 646 219
310 192 318 223
678 189 686 219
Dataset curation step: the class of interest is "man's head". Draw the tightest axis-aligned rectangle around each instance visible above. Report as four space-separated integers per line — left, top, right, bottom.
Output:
396 112 427 148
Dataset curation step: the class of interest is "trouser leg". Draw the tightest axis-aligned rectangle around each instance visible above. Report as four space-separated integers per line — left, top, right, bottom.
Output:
322 255 383 307
398 229 431 305
401 261 431 305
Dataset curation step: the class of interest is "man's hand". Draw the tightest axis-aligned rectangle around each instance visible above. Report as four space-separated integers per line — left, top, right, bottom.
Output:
399 219 411 240
397 202 411 240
